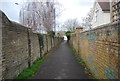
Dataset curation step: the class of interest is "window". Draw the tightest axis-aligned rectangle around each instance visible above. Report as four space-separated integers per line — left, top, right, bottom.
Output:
95 8 99 22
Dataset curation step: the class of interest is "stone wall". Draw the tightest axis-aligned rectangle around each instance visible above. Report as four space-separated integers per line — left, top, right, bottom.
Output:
43 35 48 54
47 36 52 52
0 10 63 79
70 23 120 79
0 10 3 81
2 11 29 79
29 31 40 65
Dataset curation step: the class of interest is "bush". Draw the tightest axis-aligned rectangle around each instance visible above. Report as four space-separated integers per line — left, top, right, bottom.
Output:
65 31 71 40
47 31 55 37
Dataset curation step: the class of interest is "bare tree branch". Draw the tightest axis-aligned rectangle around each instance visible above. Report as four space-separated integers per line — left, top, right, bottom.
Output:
81 8 94 30
63 18 80 32
19 0 58 33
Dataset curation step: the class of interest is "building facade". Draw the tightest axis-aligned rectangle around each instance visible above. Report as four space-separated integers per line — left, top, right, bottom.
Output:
91 0 111 28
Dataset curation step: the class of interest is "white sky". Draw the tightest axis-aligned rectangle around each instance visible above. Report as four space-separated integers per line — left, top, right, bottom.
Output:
0 0 94 25
57 0 94 23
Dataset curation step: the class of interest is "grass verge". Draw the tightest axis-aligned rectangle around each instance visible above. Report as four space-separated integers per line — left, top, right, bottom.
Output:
13 43 61 81
13 54 49 81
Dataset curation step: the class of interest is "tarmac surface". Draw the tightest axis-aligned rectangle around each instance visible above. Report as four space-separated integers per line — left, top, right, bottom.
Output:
32 41 89 79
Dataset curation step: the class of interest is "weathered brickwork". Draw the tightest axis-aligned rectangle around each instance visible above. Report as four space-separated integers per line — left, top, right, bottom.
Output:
0 10 63 79
29 31 40 65
51 37 54 48
70 23 120 79
47 36 51 52
0 10 3 81
42 35 48 55
2 12 29 79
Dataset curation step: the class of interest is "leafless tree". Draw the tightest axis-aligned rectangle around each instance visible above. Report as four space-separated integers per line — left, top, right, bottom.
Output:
81 8 94 30
19 0 57 33
42 1 55 32
63 18 80 32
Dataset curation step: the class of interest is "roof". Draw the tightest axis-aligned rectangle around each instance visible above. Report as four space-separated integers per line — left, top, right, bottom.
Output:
97 0 110 12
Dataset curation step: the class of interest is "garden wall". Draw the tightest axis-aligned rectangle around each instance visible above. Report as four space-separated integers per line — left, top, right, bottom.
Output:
0 10 63 79
70 23 120 79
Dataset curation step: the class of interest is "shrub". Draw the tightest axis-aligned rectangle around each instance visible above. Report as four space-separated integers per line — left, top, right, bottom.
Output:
65 31 71 40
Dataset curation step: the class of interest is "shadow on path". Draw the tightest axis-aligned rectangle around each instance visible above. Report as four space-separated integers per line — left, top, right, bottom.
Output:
32 41 89 79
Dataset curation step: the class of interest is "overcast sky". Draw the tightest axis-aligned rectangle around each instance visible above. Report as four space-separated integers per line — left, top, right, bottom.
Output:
0 0 94 25
57 0 94 23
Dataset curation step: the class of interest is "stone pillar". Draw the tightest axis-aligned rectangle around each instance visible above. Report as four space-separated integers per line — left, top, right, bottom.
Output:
75 27 83 54
75 27 83 33
70 33 74 46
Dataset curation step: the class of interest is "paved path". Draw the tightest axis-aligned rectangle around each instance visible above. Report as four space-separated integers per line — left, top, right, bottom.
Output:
32 41 89 79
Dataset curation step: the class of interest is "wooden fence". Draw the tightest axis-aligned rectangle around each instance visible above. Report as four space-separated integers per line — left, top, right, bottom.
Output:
111 0 120 23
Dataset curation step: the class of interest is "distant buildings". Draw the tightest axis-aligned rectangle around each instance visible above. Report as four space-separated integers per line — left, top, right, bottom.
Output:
56 31 66 37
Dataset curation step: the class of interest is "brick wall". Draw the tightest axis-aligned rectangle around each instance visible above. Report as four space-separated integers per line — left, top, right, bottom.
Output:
0 10 3 81
70 23 120 79
0 10 63 79
2 11 29 79
43 35 48 54
29 31 40 65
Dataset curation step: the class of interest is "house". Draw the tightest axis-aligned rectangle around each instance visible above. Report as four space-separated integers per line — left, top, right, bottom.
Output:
91 0 111 28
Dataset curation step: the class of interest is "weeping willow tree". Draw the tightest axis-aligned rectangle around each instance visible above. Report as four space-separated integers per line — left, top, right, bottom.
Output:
19 0 56 33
